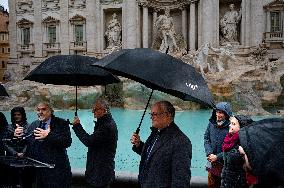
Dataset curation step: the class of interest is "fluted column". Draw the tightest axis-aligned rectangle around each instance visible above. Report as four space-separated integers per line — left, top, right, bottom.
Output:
142 5 149 48
182 8 187 45
86 0 96 53
34 0 42 57
60 0 69 54
9 0 17 59
189 2 196 50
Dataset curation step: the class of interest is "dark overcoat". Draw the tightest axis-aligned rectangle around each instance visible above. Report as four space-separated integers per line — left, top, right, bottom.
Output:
133 122 192 188
3 122 30 156
72 113 118 187
27 115 72 188
221 146 247 188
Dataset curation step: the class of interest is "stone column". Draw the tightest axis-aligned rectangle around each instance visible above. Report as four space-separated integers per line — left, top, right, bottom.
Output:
266 11 270 32
182 8 187 45
86 0 96 53
94 0 101 51
142 5 149 48
189 2 196 50
60 0 69 54
33 0 42 57
123 0 139 49
9 0 17 59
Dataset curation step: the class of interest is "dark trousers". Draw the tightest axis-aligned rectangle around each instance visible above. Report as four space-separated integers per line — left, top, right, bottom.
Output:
90 185 110 188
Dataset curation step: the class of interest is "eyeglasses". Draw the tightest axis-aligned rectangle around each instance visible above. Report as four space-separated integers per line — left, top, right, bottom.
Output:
92 108 103 112
36 107 47 112
149 112 168 118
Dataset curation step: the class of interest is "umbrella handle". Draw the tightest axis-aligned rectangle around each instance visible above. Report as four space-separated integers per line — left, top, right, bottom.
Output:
135 89 154 134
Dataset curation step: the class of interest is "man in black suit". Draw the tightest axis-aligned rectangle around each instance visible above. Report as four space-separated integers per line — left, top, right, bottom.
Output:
72 98 118 188
131 101 192 188
27 102 72 188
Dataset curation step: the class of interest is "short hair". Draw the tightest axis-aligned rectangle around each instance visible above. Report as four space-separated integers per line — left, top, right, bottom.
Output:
11 106 27 125
156 101 175 118
35 102 54 114
96 98 110 114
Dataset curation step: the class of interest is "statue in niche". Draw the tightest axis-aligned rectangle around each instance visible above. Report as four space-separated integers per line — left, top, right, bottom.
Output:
220 4 241 44
105 13 122 51
155 8 179 53
210 43 236 72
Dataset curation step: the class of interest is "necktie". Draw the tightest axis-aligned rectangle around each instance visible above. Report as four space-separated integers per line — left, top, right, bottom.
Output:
40 122 47 130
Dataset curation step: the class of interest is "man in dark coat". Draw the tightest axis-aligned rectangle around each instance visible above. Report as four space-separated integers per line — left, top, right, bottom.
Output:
72 98 118 188
27 102 72 188
131 101 192 188
204 102 232 188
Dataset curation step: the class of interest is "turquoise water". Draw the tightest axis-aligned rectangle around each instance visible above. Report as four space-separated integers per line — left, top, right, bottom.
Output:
2 109 275 177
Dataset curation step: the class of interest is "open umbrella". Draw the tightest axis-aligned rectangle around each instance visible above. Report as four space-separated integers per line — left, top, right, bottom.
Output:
239 118 284 184
24 54 120 115
0 84 9 97
92 48 215 133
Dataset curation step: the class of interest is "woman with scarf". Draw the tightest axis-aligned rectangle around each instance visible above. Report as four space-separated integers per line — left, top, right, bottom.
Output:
220 115 253 188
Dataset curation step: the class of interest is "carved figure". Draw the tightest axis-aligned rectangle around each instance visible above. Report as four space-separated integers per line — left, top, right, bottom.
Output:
105 13 122 49
210 44 236 72
155 8 179 53
194 43 211 77
220 4 241 43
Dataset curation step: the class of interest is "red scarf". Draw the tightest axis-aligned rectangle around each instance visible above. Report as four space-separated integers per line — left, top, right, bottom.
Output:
222 132 239 152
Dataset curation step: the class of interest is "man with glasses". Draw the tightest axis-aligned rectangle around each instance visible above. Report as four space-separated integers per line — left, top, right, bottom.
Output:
72 98 118 188
27 102 72 188
131 101 192 188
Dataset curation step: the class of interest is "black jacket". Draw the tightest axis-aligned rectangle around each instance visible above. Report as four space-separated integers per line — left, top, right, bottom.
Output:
3 122 30 156
133 122 192 188
27 115 72 188
73 113 118 187
221 145 247 188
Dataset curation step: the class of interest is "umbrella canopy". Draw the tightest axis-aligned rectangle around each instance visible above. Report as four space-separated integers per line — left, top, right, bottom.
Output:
24 55 120 115
0 84 9 97
24 55 120 86
92 48 215 108
92 48 215 133
239 118 284 184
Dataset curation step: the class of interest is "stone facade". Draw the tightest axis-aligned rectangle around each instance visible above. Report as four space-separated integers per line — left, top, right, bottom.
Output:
0 5 9 82
3 0 284 114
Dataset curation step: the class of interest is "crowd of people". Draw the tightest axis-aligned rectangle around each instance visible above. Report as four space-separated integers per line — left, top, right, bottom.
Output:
0 98 282 188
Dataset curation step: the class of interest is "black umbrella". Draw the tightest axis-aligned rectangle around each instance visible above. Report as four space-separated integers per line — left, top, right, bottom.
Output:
239 118 284 184
24 55 120 115
0 84 9 97
92 48 215 133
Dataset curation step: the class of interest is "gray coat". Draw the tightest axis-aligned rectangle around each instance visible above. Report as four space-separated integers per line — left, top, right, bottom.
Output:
133 122 192 188
72 113 118 187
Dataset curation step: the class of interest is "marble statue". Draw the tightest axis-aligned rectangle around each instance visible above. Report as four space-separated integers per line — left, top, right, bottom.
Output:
194 43 211 77
210 43 236 72
155 8 179 53
105 13 122 50
220 4 241 44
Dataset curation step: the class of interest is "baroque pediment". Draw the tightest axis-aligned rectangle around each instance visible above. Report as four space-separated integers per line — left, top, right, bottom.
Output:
264 0 284 11
17 18 33 27
138 0 196 11
69 14 86 24
42 16 60 24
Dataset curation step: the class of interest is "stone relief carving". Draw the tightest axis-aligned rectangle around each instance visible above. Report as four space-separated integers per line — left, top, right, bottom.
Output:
17 0 34 14
69 0 86 9
105 13 122 52
152 8 187 57
193 43 211 77
139 0 191 11
42 0 60 11
210 44 236 72
220 3 241 45
100 0 123 5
